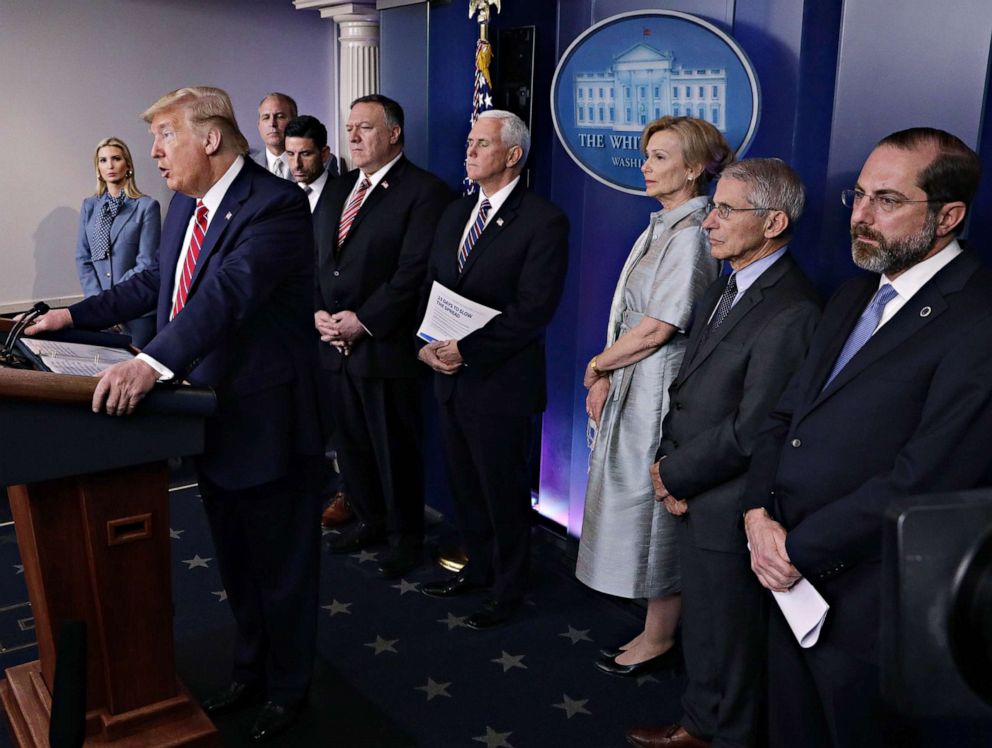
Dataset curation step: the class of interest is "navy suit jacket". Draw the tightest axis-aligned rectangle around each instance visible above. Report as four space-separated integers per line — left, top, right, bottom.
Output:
744 250 992 661
71 158 323 490
315 156 452 378
658 252 821 552
420 183 569 416
76 194 160 297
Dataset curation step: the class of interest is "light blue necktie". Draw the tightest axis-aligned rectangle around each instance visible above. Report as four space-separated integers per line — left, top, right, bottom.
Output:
823 283 898 389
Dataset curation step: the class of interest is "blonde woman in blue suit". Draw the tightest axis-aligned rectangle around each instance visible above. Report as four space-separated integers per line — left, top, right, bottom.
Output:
76 137 160 346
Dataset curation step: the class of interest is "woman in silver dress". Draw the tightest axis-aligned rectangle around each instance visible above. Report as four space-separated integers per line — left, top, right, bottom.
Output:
576 117 733 676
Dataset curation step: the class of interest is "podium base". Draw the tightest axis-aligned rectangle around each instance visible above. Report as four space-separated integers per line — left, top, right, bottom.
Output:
1 661 220 747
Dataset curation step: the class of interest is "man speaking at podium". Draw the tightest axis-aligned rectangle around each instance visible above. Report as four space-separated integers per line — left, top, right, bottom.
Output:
27 86 323 743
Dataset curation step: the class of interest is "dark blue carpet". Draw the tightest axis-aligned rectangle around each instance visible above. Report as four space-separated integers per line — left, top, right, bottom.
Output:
0 477 682 747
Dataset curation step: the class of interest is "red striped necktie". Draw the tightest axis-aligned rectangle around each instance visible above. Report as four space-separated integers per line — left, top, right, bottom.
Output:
458 198 491 272
337 177 371 246
171 201 209 319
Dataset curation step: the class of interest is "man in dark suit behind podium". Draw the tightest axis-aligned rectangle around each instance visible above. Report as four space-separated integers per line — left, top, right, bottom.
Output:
627 159 821 748
28 86 323 743
418 110 569 629
744 128 992 748
314 94 451 577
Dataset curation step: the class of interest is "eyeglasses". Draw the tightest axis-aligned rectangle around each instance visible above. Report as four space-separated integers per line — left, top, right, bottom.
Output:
706 200 775 220
841 189 936 213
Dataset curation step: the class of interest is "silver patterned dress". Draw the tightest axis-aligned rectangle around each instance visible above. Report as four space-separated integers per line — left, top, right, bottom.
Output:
576 196 719 599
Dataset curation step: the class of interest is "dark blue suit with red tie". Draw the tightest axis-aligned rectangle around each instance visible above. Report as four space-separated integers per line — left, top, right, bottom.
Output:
70 157 324 707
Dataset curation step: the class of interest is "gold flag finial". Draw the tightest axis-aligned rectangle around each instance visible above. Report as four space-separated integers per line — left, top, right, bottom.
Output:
469 0 501 30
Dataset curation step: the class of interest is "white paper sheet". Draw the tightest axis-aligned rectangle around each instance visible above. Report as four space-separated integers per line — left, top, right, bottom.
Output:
417 281 501 342
772 578 830 648
20 339 134 377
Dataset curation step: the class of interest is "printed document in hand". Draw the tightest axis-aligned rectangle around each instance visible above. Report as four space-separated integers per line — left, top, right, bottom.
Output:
773 578 830 648
417 281 501 342
19 339 134 377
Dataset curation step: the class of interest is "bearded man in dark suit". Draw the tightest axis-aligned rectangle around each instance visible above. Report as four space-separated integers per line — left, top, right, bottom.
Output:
744 128 992 748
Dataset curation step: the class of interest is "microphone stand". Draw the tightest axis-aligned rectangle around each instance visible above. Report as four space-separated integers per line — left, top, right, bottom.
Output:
1 302 50 365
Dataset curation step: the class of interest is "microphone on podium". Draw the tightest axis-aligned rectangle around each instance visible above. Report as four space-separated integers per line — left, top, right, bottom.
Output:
1 302 50 364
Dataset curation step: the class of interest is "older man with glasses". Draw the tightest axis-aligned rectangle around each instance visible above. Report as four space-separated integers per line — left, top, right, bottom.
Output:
626 158 821 748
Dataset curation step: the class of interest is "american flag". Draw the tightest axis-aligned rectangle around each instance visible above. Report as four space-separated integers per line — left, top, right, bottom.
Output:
462 38 494 195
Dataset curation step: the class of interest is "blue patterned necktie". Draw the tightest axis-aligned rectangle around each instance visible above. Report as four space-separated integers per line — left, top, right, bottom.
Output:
823 283 898 388
703 273 738 338
91 193 127 261
458 198 491 272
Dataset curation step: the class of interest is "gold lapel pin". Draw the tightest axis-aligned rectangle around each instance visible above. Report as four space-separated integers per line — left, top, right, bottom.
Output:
920 306 932 317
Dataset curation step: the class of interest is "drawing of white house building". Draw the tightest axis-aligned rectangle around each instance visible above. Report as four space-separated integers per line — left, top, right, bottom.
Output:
574 43 727 132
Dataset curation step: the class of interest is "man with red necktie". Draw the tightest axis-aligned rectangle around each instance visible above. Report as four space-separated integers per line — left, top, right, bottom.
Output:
314 94 451 578
28 86 323 743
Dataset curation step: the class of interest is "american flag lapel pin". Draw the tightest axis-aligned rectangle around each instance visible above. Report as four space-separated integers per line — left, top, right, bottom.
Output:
496 218 504 227
382 181 389 190
225 211 232 220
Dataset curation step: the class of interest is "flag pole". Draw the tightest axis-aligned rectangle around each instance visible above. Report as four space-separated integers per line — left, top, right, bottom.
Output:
462 0 502 194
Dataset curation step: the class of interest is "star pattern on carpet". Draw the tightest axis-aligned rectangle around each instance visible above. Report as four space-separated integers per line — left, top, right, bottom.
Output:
211 590 227 602
322 599 352 617
169 528 184 540
559 625 592 644
553 694 591 719
392 579 419 595
415 677 452 701
473 726 514 747
365 635 398 655
491 651 527 672
181 554 212 569
438 612 469 630
351 549 378 563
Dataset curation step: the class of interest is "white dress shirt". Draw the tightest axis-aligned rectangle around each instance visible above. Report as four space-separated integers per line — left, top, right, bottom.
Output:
874 239 963 332
302 168 329 213
136 156 245 380
457 176 520 250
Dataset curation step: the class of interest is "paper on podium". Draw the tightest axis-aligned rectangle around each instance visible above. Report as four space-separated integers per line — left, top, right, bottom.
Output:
417 281 501 342
772 578 829 648
19 339 134 377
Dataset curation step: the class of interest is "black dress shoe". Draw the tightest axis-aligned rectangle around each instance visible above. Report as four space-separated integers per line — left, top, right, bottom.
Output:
201 681 263 715
328 522 385 554
378 547 423 579
599 640 630 659
466 599 521 630
249 701 299 743
421 572 484 598
595 642 683 678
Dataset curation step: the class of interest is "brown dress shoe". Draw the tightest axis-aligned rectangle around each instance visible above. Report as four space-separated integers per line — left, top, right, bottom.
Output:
321 492 352 527
625 724 710 747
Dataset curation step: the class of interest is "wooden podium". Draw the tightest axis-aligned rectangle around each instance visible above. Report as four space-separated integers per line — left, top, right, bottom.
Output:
0 324 221 746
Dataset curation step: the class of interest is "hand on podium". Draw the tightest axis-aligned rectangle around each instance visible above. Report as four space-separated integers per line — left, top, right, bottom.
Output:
22 308 73 335
92 358 158 416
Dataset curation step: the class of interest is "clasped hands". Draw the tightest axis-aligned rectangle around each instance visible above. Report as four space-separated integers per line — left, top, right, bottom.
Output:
744 508 802 592
314 310 365 355
417 340 462 374
21 308 157 416
650 459 688 516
